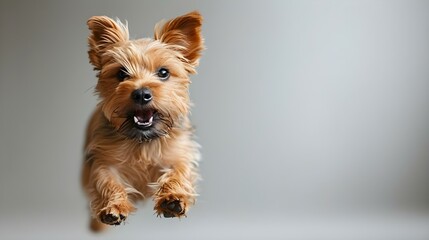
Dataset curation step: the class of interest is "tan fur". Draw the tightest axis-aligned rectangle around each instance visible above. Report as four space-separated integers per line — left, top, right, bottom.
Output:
82 11 204 231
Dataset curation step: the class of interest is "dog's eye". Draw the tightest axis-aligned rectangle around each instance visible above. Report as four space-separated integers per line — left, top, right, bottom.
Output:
157 68 170 81
117 67 130 81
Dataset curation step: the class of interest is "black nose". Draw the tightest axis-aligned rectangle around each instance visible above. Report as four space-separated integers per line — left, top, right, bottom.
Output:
131 88 152 104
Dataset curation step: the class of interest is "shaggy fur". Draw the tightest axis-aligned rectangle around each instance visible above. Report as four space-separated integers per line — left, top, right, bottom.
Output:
81 11 204 231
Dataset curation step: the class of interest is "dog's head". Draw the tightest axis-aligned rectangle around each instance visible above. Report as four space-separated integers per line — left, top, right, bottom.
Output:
87 11 204 141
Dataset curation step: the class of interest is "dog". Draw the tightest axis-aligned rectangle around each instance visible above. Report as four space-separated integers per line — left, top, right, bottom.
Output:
81 11 204 231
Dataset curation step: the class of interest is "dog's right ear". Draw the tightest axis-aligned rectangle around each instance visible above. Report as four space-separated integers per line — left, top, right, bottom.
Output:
87 16 129 70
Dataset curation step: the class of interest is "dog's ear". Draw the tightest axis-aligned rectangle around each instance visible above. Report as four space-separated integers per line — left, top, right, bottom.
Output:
87 16 129 70
154 11 204 68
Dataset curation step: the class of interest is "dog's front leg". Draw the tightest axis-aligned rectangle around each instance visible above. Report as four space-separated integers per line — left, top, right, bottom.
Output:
153 160 198 218
87 165 135 225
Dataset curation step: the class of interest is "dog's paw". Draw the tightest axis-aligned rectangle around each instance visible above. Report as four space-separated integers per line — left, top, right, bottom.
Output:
153 178 196 218
154 197 187 218
98 203 132 225
161 199 184 218
100 212 127 225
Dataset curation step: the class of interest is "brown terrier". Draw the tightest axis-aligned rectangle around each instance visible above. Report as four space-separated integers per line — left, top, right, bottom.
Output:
81 11 204 231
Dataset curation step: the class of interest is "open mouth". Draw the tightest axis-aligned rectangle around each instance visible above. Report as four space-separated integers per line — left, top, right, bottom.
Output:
133 108 156 129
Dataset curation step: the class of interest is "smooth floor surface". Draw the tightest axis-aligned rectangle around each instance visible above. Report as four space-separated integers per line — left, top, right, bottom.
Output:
1 207 429 240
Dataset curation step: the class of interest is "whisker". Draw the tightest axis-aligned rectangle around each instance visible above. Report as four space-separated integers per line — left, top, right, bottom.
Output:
84 85 96 93
118 118 131 133
112 106 121 114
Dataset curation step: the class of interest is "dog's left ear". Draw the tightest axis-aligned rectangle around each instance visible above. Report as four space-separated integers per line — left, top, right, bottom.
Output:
154 11 204 68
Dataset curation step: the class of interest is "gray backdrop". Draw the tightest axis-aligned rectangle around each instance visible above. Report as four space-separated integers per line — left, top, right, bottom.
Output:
1 0 429 239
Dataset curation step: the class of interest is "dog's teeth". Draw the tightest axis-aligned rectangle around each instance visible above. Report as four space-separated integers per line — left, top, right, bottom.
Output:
136 116 153 126
134 116 139 123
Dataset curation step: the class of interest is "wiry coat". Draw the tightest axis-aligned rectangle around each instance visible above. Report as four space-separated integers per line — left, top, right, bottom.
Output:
81 11 204 231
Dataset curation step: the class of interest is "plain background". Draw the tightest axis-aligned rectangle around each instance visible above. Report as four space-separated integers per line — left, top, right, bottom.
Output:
1 0 429 239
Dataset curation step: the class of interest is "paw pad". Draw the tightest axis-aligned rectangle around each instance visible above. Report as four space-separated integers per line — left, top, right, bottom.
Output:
160 200 184 218
100 213 126 225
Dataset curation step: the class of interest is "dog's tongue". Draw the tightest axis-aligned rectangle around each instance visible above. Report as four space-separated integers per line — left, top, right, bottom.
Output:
134 109 154 126
136 109 153 121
